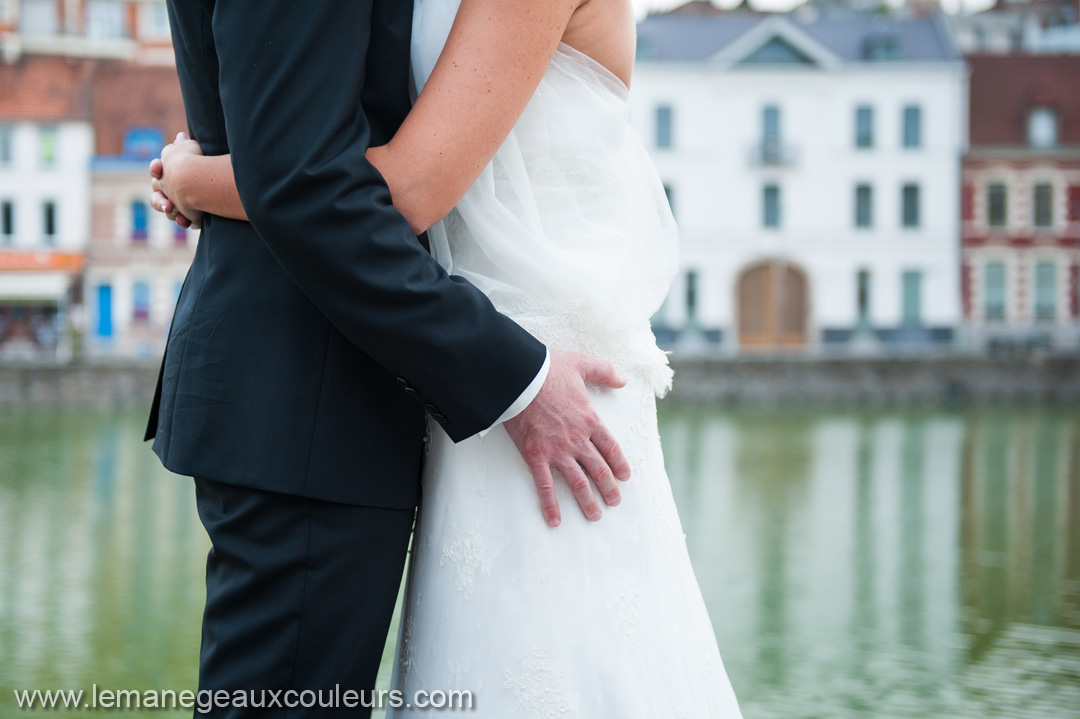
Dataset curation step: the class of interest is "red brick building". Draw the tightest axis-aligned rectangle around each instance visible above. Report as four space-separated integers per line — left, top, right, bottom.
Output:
85 61 193 359
961 54 1080 352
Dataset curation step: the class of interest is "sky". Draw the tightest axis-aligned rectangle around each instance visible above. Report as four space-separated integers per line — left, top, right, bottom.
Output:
631 0 997 18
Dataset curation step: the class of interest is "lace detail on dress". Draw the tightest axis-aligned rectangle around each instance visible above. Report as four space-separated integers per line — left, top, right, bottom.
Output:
440 524 492 599
496 297 673 398
606 571 642 646
447 658 470 686
399 615 417 678
625 376 659 474
503 648 577 718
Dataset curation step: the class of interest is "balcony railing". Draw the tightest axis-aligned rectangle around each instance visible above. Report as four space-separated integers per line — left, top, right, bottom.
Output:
749 139 797 167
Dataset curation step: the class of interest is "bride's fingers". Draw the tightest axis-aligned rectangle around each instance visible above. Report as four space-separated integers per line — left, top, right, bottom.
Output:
590 422 631 482
578 445 620 507
558 458 602 522
527 462 561 527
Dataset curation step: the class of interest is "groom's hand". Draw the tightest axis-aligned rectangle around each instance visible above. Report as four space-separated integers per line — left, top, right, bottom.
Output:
503 350 631 528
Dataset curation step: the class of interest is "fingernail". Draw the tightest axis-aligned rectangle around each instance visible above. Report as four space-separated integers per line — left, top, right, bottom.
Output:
550 517 560 527
588 511 602 521
608 496 620 506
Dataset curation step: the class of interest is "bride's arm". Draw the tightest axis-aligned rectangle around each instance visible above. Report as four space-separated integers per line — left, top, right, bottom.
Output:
154 0 582 232
370 0 583 232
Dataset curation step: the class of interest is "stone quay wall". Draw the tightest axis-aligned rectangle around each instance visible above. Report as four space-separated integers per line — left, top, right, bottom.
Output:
664 355 1080 406
0 356 1077 411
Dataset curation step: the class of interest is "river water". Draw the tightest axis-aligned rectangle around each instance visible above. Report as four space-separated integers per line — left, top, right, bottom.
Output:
1 406 1077 717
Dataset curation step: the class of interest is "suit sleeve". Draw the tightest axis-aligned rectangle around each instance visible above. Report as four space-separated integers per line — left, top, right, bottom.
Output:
208 0 546 441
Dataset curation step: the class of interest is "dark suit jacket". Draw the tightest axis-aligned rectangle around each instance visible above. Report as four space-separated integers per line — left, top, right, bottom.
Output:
146 0 546 508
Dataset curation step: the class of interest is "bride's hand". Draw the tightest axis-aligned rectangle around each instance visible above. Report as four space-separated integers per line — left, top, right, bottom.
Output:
149 132 205 230
503 350 631 527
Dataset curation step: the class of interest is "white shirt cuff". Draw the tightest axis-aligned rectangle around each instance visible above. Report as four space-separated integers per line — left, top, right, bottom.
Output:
478 350 550 437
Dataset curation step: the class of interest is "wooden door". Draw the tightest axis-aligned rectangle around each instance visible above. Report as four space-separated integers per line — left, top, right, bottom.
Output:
738 261 808 349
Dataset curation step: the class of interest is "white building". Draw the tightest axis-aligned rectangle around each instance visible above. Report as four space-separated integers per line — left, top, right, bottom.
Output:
0 96 92 361
633 8 968 354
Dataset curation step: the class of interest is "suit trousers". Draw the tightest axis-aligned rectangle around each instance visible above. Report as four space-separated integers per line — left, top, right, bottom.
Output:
193 476 415 717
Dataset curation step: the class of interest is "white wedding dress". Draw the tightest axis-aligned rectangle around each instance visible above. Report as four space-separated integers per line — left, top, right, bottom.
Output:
387 1 744 716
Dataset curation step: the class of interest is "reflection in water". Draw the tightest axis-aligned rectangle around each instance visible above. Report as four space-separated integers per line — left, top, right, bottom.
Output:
659 406 1080 719
0 408 1078 718
0 413 207 717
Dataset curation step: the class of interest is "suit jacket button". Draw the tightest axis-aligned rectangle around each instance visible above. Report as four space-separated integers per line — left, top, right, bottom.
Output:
431 413 448 425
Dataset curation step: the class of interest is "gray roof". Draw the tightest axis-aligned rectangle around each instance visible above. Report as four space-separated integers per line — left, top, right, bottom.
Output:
636 12 963 63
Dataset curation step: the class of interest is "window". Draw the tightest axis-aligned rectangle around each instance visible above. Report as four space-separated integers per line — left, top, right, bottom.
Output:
972 25 986 50
655 105 673 149
138 2 171 39
0 124 12 166
902 183 920 228
903 105 921 148
864 34 903 61
42 201 56 244
987 183 1007 228
685 270 698 325
132 281 151 323
124 127 165 160
662 183 675 218
855 105 873 148
855 184 873 228
984 262 1006 321
762 104 781 162
857 269 871 327
20 0 59 34
1028 108 1059 149
1035 262 1056 321
132 200 149 241
901 270 922 326
96 285 113 338
86 1 127 38
1 201 12 243
1033 183 1053 228
763 184 780 228
40 125 57 167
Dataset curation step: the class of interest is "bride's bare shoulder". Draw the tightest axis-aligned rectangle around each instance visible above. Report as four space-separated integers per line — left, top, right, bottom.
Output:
562 0 637 89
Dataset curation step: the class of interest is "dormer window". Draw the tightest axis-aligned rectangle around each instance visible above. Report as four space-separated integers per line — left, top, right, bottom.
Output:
864 35 903 61
1027 107 1059 149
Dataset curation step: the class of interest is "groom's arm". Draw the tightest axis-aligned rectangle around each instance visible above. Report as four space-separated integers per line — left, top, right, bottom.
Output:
207 0 542 439
198 0 629 527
